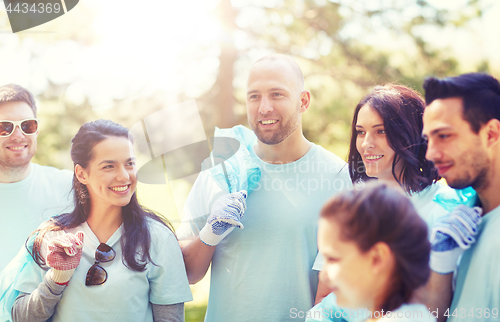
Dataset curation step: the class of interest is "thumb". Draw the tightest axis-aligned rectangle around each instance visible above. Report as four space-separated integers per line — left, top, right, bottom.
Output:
238 190 248 199
75 231 85 248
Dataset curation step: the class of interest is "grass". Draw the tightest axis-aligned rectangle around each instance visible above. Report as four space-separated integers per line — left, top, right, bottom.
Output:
186 305 207 322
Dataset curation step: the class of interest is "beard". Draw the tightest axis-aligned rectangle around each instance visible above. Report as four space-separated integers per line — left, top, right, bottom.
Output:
446 148 490 191
0 142 36 173
250 105 301 145
253 120 299 145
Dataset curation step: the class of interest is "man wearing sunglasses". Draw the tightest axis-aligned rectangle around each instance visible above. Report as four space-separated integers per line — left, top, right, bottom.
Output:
0 84 74 271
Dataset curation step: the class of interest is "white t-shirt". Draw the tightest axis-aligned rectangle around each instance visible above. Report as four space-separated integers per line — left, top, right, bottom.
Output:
177 143 352 322
409 182 454 228
0 163 74 270
16 219 192 322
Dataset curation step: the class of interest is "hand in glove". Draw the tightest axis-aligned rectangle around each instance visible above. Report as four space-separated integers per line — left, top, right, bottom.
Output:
199 191 247 246
46 231 85 285
429 205 482 274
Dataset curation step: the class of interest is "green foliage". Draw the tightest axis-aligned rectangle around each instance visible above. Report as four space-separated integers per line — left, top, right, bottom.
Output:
185 305 207 322
229 0 486 155
5 0 489 166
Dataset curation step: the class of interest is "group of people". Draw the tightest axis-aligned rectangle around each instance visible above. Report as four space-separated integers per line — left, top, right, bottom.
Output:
0 54 499 322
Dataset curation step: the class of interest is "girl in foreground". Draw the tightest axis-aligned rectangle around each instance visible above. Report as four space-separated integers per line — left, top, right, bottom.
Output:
313 182 435 322
11 120 192 322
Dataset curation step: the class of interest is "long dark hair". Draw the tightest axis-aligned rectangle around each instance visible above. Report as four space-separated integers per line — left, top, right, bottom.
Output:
30 119 172 271
348 84 438 194
321 182 430 312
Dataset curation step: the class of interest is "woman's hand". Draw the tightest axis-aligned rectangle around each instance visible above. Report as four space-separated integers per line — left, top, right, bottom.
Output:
47 231 85 285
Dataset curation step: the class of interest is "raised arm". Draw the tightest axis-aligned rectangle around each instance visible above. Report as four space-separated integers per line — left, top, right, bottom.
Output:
417 205 482 322
180 237 216 284
12 232 84 322
152 303 184 322
180 191 247 284
414 272 453 322
12 275 66 322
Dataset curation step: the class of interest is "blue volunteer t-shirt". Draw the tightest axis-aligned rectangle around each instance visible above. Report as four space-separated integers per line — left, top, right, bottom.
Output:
16 219 192 322
178 143 352 322
0 163 74 270
448 204 500 322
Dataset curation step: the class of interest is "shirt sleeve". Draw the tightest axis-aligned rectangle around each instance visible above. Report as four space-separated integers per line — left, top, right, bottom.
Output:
312 252 324 271
12 273 66 322
148 223 193 305
152 303 184 322
176 170 226 241
15 229 63 294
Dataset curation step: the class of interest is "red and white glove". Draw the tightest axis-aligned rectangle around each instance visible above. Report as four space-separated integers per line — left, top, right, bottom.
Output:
46 231 84 285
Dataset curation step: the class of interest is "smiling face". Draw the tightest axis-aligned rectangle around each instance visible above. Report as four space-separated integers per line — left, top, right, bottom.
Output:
76 136 137 211
423 97 489 190
0 101 37 171
246 59 306 145
318 217 377 310
355 104 397 182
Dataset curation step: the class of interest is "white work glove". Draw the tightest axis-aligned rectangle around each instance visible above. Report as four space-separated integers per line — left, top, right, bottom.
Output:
429 205 482 274
199 190 247 246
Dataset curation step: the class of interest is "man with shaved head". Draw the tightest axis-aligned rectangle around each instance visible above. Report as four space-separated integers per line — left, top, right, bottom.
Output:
178 54 351 321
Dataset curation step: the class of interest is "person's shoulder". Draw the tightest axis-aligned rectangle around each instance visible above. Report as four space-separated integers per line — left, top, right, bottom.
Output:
413 182 449 202
311 144 346 165
146 217 176 241
428 181 454 195
308 144 350 179
32 163 73 182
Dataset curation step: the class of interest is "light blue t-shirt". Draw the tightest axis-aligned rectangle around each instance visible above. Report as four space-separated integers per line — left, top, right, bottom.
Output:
0 163 74 270
448 204 500 322
409 182 455 228
313 182 452 271
16 219 192 322
177 143 352 322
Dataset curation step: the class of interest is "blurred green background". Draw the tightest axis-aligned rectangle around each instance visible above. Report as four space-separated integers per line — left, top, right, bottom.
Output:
1 1 499 321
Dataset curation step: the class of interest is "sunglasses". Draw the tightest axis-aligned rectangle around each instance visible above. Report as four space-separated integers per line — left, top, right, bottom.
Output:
85 243 116 286
0 119 39 137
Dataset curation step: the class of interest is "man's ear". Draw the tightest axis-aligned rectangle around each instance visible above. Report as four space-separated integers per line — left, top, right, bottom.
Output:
482 118 500 148
299 91 311 113
75 164 88 185
368 242 394 275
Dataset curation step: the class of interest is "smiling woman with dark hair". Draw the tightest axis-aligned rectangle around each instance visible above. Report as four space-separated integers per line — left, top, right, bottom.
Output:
313 84 459 304
10 120 192 322
343 84 456 228
348 84 438 193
